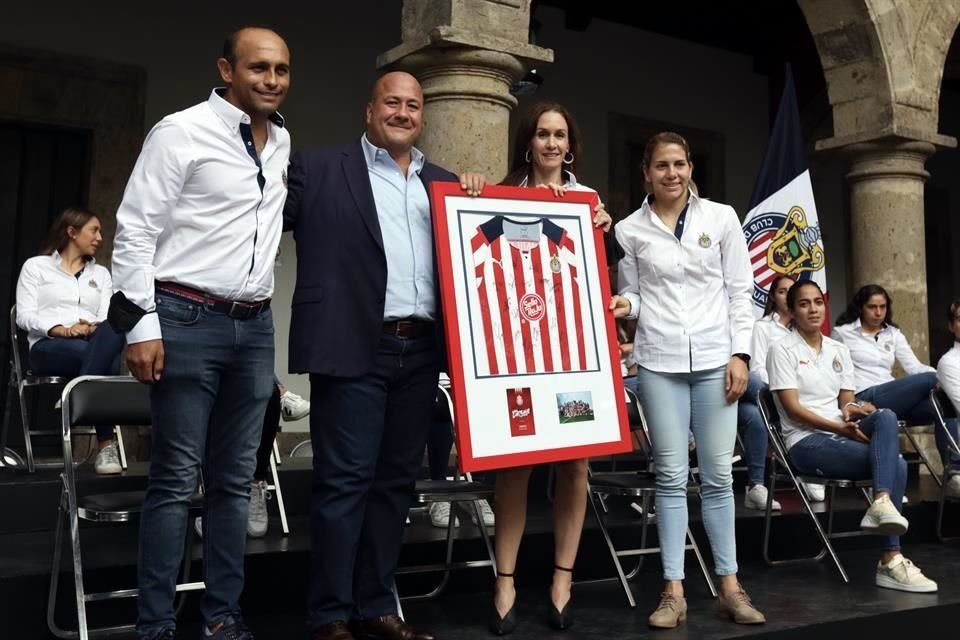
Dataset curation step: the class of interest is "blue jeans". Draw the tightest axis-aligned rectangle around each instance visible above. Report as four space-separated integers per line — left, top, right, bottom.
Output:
136 292 275 637
30 323 125 441
308 334 440 628
636 366 738 580
787 409 906 550
738 374 768 486
935 417 960 474
857 372 937 425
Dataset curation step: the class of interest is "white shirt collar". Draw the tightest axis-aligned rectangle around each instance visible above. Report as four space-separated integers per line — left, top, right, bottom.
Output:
208 88 285 132
641 188 699 218
50 250 96 268
518 169 579 189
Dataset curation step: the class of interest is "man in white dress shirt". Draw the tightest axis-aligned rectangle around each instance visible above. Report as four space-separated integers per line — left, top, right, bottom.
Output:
109 27 291 640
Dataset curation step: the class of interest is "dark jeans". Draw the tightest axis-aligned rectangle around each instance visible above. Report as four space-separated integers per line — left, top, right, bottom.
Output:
857 372 937 425
136 292 275 637
738 374 769 486
29 323 125 441
254 384 282 481
788 409 906 550
308 333 440 628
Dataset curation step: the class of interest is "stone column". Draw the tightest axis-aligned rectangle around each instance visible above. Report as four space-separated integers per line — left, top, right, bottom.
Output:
377 0 553 180
844 139 935 360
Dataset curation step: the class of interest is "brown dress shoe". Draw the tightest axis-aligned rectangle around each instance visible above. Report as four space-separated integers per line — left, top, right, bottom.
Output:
350 614 436 640
312 621 355 640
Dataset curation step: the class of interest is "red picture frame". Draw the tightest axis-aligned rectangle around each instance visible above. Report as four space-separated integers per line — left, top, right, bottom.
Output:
430 183 632 472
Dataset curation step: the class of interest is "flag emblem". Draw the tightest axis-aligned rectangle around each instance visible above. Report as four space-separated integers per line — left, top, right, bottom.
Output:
767 206 824 275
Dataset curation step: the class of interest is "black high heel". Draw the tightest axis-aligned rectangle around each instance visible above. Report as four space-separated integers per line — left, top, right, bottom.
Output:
548 566 574 631
489 571 518 636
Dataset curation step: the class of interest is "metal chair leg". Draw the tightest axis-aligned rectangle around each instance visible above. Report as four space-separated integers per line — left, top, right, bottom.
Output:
19 382 36 473
470 500 498 577
587 487 636 608
46 486 67 638
269 444 290 535
115 425 128 470
686 527 717 598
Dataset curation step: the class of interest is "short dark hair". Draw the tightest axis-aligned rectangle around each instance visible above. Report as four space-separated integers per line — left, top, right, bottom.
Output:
39 207 99 258
786 280 824 312
501 102 582 187
949 299 960 322
221 26 280 65
834 284 896 328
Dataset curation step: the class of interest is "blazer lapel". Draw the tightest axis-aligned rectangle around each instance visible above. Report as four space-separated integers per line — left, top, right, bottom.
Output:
342 142 384 251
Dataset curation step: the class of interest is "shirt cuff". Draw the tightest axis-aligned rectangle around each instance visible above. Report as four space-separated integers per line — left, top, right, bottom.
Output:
126 313 162 344
732 335 752 358
623 292 641 320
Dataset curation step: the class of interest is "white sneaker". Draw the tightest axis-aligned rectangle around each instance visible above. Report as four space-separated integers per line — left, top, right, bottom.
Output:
876 555 938 593
802 482 825 502
247 480 270 538
428 501 459 528
860 494 909 536
945 475 960 499
744 484 781 511
280 391 310 422
468 499 495 527
94 442 122 475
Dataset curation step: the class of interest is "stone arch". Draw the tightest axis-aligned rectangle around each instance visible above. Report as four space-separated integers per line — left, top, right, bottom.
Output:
797 0 894 142
797 0 960 145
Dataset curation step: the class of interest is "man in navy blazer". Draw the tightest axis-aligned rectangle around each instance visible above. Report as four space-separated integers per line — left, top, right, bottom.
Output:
284 71 480 640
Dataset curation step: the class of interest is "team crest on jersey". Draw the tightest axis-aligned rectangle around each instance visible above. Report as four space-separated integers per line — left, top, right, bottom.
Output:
519 293 545 322
698 233 711 248
549 255 562 273
832 355 842 373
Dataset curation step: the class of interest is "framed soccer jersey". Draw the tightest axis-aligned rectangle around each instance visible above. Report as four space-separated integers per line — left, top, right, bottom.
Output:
431 183 632 472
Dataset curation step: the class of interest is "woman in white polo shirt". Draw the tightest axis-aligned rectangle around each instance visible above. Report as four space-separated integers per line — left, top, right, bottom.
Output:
15 208 125 474
611 132 765 629
833 284 936 425
768 280 937 593
936 299 960 497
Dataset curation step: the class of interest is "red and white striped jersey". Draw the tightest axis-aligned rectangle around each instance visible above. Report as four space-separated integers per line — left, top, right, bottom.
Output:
469 216 598 377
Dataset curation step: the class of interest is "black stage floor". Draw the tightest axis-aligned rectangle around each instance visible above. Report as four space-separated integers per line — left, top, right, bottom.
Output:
4 458 960 639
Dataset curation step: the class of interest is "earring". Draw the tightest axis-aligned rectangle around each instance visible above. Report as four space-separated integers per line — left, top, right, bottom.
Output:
524 150 532 163
563 152 574 165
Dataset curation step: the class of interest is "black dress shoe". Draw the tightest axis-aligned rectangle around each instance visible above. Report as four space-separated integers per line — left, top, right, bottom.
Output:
489 571 518 636
311 621 355 640
350 614 435 640
547 565 574 631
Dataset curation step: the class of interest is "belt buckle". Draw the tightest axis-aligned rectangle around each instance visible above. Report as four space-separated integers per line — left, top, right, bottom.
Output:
229 301 252 320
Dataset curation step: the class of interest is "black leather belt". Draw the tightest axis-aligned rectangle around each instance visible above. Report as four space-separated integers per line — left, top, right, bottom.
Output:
382 319 434 338
156 282 271 320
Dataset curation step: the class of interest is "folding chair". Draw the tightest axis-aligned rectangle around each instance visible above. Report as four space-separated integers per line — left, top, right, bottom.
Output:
5 306 127 473
394 383 497 609
583 387 717 608
931 388 960 541
757 388 873 583
47 376 204 640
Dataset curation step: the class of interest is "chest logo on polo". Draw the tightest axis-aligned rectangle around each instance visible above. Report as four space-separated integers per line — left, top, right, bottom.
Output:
88 279 98 289
832 355 842 372
884 343 892 352
698 232 711 248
